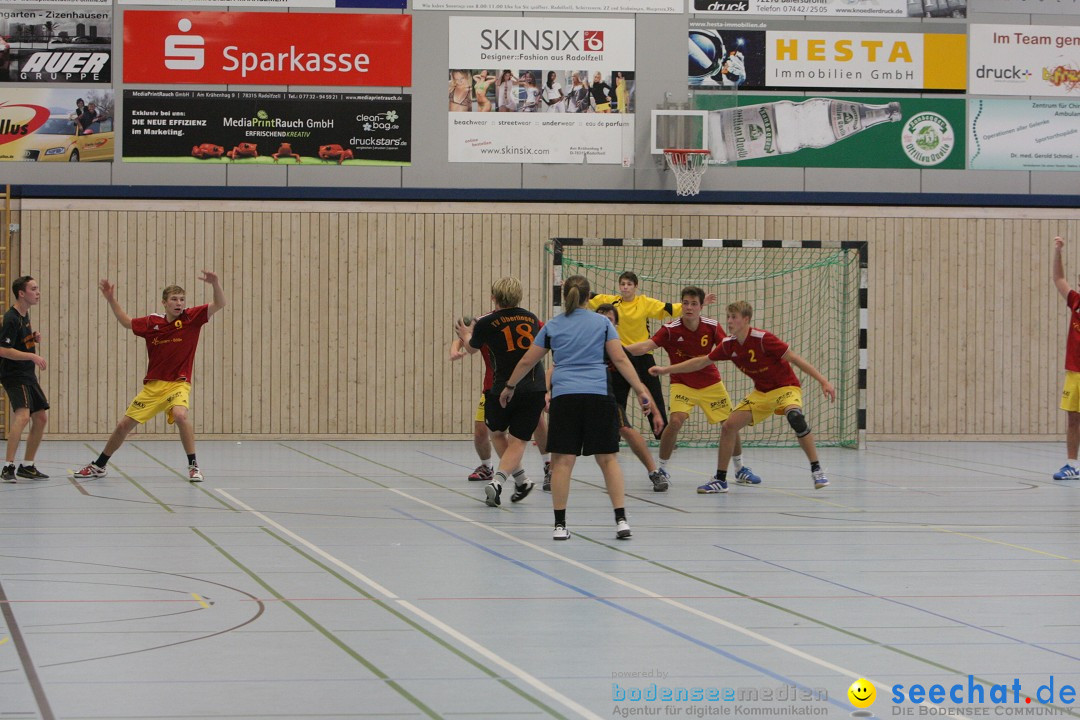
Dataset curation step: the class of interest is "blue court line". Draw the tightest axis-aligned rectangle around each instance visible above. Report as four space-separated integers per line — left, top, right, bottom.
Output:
716 544 1080 664
393 508 868 717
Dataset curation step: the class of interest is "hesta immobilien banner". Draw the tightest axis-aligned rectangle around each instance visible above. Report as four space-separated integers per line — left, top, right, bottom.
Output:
123 11 411 86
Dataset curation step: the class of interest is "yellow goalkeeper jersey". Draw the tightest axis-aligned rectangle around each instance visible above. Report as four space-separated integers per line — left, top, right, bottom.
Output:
587 293 682 346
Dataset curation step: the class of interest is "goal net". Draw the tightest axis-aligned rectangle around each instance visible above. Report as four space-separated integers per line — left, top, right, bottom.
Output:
548 239 863 448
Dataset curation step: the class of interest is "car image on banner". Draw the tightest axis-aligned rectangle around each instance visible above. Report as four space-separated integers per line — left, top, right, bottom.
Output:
0 89 114 162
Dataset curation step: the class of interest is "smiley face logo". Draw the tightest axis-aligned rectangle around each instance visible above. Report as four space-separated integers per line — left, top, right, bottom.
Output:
848 678 876 709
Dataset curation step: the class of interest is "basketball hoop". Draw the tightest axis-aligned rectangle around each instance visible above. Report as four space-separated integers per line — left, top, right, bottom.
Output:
663 149 711 197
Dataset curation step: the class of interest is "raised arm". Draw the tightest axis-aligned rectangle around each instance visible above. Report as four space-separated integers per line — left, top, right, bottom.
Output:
607 338 664 435
448 337 467 362
1054 236 1071 300
649 355 711 376
783 350 836 402
99 279 132 329
454 319 480 355
201 270 226 317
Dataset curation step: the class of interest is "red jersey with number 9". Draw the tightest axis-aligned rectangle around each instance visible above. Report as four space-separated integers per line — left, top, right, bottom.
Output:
130 304 210 384
708 328 799 393
651 317 724 389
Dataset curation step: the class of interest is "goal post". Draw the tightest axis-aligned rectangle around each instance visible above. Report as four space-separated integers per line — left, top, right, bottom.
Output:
546 238 866 449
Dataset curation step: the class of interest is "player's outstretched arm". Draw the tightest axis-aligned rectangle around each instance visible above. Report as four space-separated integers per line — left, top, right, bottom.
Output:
447 338 467 362
608 338 664 435
1054 237 1071 300
201 270 227 316
650 355 711 377
99 279 132 329
624 339 658 356
784 350 836 402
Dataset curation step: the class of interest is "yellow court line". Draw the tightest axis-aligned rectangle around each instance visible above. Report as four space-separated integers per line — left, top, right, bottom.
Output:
934 527 1079 563
190 593 210 609
0 636 9 646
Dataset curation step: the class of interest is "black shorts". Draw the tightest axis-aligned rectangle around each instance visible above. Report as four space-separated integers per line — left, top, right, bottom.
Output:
547 393 620 456
484 389 545 441
2 378 49 414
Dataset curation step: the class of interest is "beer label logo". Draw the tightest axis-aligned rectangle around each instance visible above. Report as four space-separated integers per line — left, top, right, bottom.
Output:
902 112 954 167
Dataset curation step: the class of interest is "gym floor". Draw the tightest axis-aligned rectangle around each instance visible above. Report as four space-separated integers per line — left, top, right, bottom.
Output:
1 440 1078 720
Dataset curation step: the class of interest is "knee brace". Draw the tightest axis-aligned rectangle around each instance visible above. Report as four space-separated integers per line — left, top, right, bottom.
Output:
785 408 811 438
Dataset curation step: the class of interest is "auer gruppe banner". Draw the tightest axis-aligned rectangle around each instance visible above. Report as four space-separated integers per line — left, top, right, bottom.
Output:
0 88 114 161
123 90 410 165
969 99 1080 172
690 0 966 18
689 22 965 92
969 25 1080 98
418 0 678 11
448 16 635 165
122 11 411 86
0 8 112 83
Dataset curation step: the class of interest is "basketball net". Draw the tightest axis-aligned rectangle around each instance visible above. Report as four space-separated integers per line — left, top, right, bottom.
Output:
664 149 711 197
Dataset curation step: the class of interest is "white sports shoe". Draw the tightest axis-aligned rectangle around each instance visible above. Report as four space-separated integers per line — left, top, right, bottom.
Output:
552 524 570 541
615 519 632 539
188 464 204 483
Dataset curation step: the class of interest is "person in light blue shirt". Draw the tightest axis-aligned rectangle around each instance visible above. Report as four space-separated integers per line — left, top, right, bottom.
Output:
499 275 663 542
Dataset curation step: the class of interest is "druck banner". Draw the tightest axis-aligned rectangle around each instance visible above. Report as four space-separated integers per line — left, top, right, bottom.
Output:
690 0 966 18
0 8 112 83
692 93 965 169
448 16 635 165
122 11 411 86
969 99 1080 171
123 90 410 165
969 25 1080 97
689 22 965 92
0 88 114 162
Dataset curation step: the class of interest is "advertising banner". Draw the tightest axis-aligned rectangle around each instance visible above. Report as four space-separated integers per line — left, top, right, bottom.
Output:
448 16 635 165
418 0 679 12
976 0 1080 14
969 98 1080 171
969 25 1080 97
123 90 410 165
689 22 965 92
0 87 113 161
118 0 404 6
0 8 112 83
122 11 411 86
692 93 965 169
690 0 965 19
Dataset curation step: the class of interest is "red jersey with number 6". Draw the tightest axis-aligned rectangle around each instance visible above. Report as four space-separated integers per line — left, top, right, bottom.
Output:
468 308 545 394
130 304 210 384
651 317 724 389
708 328 799 393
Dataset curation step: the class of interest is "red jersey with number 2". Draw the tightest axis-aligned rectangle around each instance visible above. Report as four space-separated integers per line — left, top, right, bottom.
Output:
130 304 210 384
651 317 724 389
708 328 799 393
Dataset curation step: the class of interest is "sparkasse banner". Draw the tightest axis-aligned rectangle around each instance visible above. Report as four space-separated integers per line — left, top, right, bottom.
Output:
448 16 635 165
122 11 411 86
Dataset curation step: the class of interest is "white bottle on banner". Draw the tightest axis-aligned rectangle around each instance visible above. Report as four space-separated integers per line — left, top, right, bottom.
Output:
706 99 902 164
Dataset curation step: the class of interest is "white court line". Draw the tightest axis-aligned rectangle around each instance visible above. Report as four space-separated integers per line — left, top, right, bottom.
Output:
215 490 604 720
218 486 972 720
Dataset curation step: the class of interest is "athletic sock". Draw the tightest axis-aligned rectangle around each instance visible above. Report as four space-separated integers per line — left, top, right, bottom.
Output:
494 470 508 488
732 455 744 471
21 460 34 467
95 453 111 468
614 507 626 523
541 453 550 463
659 458 668 468
187 454 197 466
482 458 493 469
554 508 566 526
511 468 528 487
810 460 821 472
716 469 727 481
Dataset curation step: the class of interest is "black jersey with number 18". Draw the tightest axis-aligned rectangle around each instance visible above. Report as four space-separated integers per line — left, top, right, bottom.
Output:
468 308 545 394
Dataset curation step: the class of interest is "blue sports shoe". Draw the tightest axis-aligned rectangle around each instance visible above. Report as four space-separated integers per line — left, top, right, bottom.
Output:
735 466 762 485
1053 464 1080 480
697 475 728 494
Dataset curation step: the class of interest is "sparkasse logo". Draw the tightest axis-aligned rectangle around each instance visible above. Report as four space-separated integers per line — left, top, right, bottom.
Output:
123 10 411 87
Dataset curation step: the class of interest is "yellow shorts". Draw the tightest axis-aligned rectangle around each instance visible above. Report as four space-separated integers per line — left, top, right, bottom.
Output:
475 391 486 423
1062 371 1080 412
735 385 803 426
669 382 732 425
125 380 191 425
